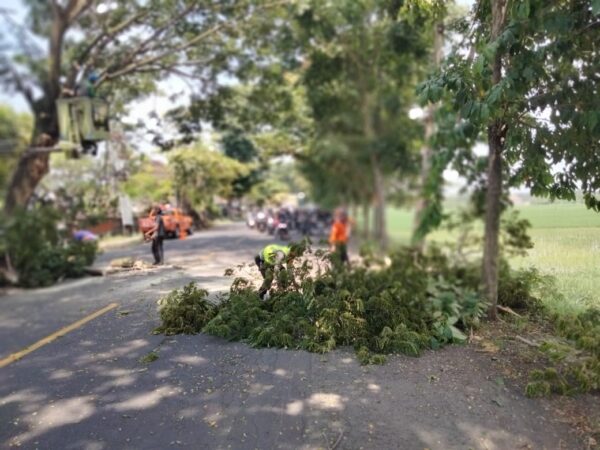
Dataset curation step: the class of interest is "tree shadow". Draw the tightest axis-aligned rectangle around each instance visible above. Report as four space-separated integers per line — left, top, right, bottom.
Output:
0 330 582 449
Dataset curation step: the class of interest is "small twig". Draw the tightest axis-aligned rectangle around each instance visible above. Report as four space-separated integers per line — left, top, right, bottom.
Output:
497 304 522 318
515 335 540 348
331 430 344 450
323 430 344 450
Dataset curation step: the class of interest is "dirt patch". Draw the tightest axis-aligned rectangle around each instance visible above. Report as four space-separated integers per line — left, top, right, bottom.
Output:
474 316 600 449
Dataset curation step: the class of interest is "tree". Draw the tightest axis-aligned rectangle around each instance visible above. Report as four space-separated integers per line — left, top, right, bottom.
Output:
412 1 447 247
221 130 263 198
419 0 600 317
0 0 291 213
169 144 248 215
0 105 32 204
292 0 428 248
122 159 173 206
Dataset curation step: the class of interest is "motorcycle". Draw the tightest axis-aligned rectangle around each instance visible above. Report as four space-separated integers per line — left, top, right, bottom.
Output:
267 216 277 235
277 222 290 240
246 213 256 229
255 211 267 232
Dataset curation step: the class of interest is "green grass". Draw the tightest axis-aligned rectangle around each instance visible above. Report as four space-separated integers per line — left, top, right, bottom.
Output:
380 202 600 316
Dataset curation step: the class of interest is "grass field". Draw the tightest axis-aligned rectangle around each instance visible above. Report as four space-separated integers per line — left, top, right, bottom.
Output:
383 201 600 316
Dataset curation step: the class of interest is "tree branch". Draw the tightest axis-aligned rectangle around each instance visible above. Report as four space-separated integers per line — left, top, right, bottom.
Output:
65 10 151 89
98 4 200 82
96 0 292 86
99 21 225 83
3 62 35 107
65 0 94 25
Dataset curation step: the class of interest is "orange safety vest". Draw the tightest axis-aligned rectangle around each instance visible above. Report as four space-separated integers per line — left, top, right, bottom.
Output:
329 220 348 244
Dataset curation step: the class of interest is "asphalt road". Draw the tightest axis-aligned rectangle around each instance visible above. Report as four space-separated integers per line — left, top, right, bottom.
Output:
0 223 588 449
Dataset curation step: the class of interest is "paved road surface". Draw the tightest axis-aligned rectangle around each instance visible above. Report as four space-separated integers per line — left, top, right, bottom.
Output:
0 224 588 449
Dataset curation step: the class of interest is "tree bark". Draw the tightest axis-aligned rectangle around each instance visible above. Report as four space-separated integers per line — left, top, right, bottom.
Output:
483 0 508 320
483 122 504 320
362 203 370 239
413 21 444 248
370 154 387 250
4 110 57 213
361 94 387 250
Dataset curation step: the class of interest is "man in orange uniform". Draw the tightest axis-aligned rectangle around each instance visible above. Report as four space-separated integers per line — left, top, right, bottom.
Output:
329 208 350 266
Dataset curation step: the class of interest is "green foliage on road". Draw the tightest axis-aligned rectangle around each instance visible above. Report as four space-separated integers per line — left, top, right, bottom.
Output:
526 305 600 397
156 243 545 365
0 207 97 287
154 283 218 335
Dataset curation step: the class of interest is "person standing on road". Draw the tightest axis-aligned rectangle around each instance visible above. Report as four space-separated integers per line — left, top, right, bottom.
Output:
145 206 166 265
329 208 350 267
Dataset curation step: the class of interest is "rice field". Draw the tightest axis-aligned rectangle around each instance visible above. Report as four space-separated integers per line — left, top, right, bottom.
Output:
383 201 600 316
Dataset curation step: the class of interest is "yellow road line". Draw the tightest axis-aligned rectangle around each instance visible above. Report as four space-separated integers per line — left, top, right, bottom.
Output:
0 302 119 368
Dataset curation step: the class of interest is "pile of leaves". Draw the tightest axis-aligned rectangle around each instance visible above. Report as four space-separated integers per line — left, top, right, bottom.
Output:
156 242 507 364
0 206 98 287
526 307 600 397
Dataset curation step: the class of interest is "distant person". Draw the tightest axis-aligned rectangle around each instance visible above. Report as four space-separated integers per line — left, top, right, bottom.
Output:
329 208 350 266
254 244 296 299
145 206 166 265
73 229 98 242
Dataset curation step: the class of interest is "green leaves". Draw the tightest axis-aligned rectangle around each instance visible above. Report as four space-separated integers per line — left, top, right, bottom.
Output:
169 144 249 209
0 206 98 287
419 0 600 225
154 283 216 335
515 0 531 19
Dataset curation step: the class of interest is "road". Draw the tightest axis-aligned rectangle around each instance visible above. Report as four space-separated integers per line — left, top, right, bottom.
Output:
0 223 589 449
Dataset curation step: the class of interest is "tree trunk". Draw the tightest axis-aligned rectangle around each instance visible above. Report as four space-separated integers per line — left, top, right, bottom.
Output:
3 4 68 215
370 154 387 250
4 106 58 214
483 0 508 320
361 94 387 250
362 203 370 239
413 21 444 248
483 123 504 320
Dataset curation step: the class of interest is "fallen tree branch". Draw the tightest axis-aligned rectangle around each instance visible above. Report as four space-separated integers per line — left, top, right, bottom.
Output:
497 304 522 318
515 335 540 348
83 267 104 276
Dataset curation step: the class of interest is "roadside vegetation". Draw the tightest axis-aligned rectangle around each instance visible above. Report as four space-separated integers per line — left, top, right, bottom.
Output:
383 200 600 397
0 206 97 287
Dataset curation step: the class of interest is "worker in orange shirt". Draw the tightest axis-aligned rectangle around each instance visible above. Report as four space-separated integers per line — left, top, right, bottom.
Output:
329 208 350 266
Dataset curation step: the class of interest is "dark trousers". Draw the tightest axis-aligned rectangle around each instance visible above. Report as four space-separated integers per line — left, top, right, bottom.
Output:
333 242 349 266
255 255 274 299
152 237 164 264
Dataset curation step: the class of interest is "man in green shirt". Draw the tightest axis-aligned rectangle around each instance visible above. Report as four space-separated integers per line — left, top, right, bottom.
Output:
254 244 294 299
